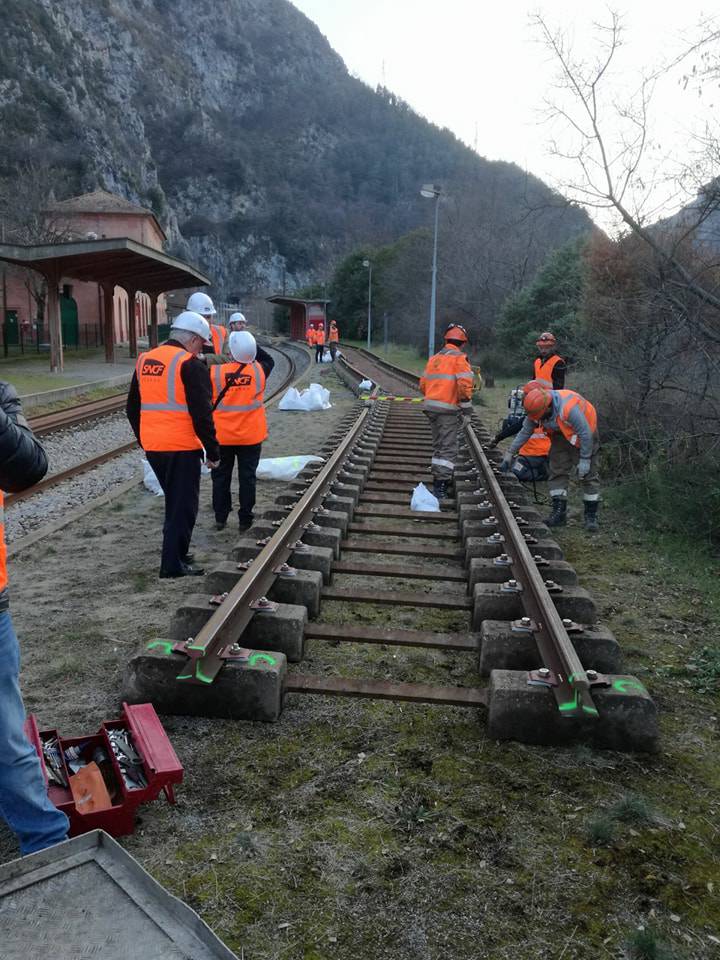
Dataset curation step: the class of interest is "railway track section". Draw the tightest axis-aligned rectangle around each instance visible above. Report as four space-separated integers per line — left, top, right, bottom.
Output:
8 342 300 508
124 348 658 752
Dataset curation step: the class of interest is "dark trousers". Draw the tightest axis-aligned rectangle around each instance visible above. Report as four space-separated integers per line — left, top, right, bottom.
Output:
329 342 338 361
146 450 202 575
315 344 325 363
211 443 262 527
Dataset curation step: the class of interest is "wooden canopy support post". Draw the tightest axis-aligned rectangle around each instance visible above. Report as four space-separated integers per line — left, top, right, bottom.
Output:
125 286 138 358
148 292 160 348
45 265 63 373
102 283 115 364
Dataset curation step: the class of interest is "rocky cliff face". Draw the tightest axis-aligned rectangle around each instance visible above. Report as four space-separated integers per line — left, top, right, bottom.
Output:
0 0 591 298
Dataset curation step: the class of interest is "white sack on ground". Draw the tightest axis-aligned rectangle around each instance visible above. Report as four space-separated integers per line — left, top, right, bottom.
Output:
256 455 325 481
278 382 332 411
141 459 163 496
358 379 373 391
410 482 440 512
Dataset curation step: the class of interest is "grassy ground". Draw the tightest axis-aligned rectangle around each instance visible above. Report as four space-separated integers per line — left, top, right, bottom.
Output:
342 340 427 376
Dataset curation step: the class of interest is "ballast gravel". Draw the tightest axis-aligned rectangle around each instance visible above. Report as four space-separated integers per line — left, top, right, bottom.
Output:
5 345 296 544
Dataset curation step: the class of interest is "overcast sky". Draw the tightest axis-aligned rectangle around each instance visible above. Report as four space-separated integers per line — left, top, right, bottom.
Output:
291 1 718 228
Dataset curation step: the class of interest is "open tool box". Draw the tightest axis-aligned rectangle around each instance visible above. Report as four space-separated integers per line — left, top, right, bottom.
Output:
24 702 183 838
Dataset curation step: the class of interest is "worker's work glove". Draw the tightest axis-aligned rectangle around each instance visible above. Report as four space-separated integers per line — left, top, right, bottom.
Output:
499 453 514 473
577 457 591 479
486 437 499 450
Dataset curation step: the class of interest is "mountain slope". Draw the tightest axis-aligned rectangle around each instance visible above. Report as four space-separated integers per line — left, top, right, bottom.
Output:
0 0 591 297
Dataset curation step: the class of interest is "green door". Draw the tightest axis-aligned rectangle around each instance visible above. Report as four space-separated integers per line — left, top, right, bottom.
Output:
3 310 19 346
60 293 79 347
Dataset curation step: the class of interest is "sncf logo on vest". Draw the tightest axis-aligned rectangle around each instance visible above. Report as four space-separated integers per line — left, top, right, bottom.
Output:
227 374 253 388
141 359 166 377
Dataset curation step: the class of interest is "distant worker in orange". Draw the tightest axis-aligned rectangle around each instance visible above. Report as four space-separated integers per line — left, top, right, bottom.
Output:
210 331 275 533
502 385 600 531
306 325 316 349
314 322 326 363
533 331 566 389
126 311 220 577
419 323 474 500
186 292 227 357
328 320 340 361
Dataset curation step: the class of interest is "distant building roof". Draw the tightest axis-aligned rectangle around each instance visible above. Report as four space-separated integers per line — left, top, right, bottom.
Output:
266 296 330 306
50 189 166 239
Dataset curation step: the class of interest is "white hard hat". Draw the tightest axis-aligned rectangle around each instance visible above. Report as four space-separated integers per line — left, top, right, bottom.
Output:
186 291 217 317
171 311 211 342
229 331 257 364
228 312 247 328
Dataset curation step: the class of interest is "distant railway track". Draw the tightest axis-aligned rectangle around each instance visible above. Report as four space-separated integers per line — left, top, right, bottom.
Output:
133 344 657 752
8 342 301 509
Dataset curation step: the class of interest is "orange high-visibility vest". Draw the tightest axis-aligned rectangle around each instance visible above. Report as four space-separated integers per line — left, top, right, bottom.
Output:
420 346 474 412
329 324 339 342
553 390 597 447
210 324 228 354
533 354 563 388
306 328 316 346
136 345 202 452
520 425 551 458
315 327 326 345
211 361 268 446
0 491 6 594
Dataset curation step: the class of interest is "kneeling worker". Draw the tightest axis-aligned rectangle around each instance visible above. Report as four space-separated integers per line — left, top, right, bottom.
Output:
491 382 550 482
127 311 220 577
502 386 600 531
211 331 275 532
419 323 474 500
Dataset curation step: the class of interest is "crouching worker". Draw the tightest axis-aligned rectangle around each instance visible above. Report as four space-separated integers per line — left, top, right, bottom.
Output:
502 386 600 531
490 384 549 483
0 381 69 853
419 323 474 500
211 331 275 533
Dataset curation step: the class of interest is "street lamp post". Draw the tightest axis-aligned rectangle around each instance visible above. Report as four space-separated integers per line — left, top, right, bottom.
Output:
362 258 372 350
420 183 441 358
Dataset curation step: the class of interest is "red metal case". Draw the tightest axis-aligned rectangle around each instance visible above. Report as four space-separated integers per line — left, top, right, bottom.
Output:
24 702 183 838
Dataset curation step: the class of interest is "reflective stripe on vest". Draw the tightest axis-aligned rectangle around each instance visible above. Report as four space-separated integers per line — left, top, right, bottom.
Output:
0 491 6 593
555 390 597 448
212 362 267 446
421 346 473 410
533 354 562 388
210 325 227 354
137 345 202 451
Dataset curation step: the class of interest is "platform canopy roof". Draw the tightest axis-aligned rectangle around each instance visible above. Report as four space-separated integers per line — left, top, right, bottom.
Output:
0 236 209 292
266 296 330 307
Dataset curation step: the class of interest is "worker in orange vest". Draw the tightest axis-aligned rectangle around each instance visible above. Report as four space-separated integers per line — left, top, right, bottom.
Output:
314 323 326 363
503 385 600 531
127 311 220 576
306 325 316 349
0 381 70 854
210 331 275 532
328 320 340 361
419 323 474 500
186 292 228 357
533 331 566 389
489 381 550 481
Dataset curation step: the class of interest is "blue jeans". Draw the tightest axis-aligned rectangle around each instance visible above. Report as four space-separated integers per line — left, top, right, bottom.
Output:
0 610 69 854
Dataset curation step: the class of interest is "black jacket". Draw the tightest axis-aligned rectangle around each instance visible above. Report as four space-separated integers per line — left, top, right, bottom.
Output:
126 340 220 461
0 380 49 608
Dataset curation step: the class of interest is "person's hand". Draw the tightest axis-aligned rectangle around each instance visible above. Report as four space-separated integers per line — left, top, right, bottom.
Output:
206 459 220 469
577 457 591 479
500 453 514 473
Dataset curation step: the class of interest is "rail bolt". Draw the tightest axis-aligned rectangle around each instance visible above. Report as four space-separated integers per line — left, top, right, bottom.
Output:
586 669 598 681
538 667 551 678
521 616 531 626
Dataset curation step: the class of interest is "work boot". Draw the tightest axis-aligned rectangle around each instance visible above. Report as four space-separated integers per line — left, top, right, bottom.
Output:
432 479 447 501
544 496 568 528
583 500 599 533
215 519 227 531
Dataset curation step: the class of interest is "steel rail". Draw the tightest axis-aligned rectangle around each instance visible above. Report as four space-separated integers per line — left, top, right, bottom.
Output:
463 420 599 719
350 346 421 389
175 404 372 685
29 393 128 436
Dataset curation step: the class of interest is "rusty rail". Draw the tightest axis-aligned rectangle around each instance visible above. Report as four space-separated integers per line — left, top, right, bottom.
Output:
175 404 372 685
463 420 599 720
29 393 128 436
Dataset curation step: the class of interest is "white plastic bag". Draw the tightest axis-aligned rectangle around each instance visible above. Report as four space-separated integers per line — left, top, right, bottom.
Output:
410 482 440 513
256 455 325 481
278 382 332 411
141 459 163 496
359 379 373 391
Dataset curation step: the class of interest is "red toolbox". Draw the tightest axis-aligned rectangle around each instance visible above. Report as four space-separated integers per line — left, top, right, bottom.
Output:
24 702 183 838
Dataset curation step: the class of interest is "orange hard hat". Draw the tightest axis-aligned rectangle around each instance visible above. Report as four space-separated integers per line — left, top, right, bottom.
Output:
523 379 544 395
444 323 468 343
536 331 556 346
523 387 552 419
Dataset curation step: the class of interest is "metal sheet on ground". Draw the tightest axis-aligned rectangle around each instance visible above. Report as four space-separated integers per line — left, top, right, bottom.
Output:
0 830 238 960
